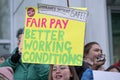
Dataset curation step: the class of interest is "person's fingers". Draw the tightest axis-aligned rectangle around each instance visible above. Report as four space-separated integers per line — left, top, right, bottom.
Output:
94 60 105 66
18 34 24 53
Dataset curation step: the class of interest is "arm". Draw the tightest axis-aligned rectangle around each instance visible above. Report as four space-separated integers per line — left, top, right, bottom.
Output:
34 64 50 80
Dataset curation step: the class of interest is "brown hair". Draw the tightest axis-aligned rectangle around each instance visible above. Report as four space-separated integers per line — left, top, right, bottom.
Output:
105 65 120 72
84 42 99 58
48 65 79 80
16 28 24 38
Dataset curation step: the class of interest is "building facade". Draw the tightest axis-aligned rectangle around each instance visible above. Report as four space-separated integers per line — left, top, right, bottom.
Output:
0 0 120 68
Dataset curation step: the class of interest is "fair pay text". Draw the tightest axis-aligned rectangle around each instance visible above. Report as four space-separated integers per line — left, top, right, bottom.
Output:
26 18 69 29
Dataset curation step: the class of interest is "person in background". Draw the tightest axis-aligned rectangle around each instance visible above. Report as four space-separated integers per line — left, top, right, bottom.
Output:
83 42 106 70
0 28 49 80
113 59 120 68
105 65 120 72
16 28 24 46
49 64 79 80
105 59 120 72
0 53 12 64
0 67 13 80
75 42 105 80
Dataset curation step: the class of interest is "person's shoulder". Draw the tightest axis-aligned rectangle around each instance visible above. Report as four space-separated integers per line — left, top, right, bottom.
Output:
83 61 89 69
75 61 89 72
81 68 93 80
0 67 13 80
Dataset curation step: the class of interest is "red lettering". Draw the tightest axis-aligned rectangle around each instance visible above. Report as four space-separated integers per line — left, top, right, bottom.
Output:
49 18 69 29
62 19 69 29
50 19 55 28
30 18 37 27
26 18 32 27
55 19 62 29
41 18 47 28
25 18 47 28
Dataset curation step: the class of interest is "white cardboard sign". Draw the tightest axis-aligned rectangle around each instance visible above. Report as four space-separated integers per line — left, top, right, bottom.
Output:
93 70 120 80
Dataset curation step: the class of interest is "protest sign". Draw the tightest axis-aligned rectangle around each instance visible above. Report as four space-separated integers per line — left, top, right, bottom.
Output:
93 70 120 80
22 4 88 66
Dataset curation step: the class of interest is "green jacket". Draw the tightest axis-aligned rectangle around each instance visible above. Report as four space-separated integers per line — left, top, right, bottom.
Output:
0 48 49 80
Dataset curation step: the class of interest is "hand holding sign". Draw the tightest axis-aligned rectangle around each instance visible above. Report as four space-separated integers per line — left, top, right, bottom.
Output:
18 34 24 53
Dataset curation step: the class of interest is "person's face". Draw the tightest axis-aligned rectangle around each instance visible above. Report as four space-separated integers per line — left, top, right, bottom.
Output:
52 65 72 80
0 57 5 64
86 44 102 61
17 34 23 46
109 68 119 72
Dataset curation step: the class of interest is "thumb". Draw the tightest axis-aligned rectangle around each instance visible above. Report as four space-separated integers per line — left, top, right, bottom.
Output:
18 34 24 53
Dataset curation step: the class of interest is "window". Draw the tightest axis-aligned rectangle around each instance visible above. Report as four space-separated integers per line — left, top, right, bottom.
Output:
111 12 120 62
0 0 10 54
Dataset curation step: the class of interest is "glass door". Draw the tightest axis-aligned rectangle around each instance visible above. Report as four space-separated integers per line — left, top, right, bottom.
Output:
0 0 11 54
111 11 120 62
